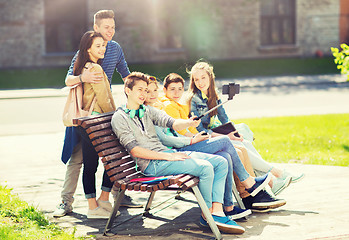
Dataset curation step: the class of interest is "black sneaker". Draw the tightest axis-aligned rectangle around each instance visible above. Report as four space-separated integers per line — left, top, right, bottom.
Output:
120 195 143 208
224 206 252 220
243 190 286 210
246 172 271 197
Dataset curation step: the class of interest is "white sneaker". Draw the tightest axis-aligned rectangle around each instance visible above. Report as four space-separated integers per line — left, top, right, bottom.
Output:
97 199 112 212
283 170 305 183
53 202 73 217
87 207 111 219
271 176 292 196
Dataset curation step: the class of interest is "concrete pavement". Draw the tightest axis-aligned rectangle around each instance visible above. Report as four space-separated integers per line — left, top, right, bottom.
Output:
0 73 347 100
0 74 348 240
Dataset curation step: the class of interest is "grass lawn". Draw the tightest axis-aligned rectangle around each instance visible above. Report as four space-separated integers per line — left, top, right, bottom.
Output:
237 113 349 166
0 57 339 89
0 185 89 240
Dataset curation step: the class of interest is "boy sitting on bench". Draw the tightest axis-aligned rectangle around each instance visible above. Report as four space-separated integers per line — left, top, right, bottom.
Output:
111 72 245 234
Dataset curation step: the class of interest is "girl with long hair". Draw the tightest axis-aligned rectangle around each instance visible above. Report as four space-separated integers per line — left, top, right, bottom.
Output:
74 31 116 219
187 61 304 200
144 76 287 215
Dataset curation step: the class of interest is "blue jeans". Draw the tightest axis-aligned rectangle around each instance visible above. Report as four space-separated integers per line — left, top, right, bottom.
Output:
178 135 250 207
144 151 228 209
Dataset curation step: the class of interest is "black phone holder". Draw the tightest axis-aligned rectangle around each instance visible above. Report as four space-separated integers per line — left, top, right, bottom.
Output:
222 83 240 100
193 83 240 120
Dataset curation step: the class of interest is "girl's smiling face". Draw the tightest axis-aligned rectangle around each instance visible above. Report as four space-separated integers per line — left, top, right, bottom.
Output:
192 69 210 95
87 37 106 63
145 82 159 105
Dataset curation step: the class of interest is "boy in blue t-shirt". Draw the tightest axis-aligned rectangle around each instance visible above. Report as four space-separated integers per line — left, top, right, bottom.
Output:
55 10 141 219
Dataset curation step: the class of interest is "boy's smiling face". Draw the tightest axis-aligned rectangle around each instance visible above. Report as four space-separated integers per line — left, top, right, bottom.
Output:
126 80 149 109
94 18 115 42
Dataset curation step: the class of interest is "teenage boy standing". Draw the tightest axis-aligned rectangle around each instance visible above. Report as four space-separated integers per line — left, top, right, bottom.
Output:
55 10 141 218
111 72 246 234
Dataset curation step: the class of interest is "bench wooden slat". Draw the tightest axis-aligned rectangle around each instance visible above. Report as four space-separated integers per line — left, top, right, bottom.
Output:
95 141 121 153
140 184 149 191
177 174 196 186
126 181 139 190
92 135 118 146
102 152 130 163
108 168 138 182
89 129 114 140
107 161 135 175
81 113 113 128
169 174 185 185
86 122 112 134
133 182 143 191
99 146 126 157
72 111 113 127
103 158 134 171
182 178 200 191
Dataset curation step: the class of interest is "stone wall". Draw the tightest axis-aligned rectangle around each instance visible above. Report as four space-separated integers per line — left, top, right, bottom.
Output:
297 0 340 56
0 0 43 68
0 0 75 68
0 0 341 69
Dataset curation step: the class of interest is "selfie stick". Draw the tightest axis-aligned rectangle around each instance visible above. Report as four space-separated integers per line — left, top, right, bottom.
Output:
193 99 230 120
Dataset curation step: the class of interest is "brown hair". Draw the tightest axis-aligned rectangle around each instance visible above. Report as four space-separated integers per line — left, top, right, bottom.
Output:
124 72 150 92
94 10 114 26
163 73 185 89
73 31 103 76
188 61 218 117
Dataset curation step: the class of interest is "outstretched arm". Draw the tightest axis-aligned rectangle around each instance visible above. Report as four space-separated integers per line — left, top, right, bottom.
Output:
172 116 200 132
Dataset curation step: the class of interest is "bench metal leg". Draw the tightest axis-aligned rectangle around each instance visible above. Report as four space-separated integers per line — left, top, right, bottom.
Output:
191 186 222 240
103 189 125 235
143 191 156 216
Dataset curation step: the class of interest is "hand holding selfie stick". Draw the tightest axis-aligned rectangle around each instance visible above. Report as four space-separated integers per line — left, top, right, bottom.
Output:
193 83 240 120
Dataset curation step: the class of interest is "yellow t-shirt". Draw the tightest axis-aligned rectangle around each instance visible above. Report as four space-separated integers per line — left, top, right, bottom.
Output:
159 95 198 136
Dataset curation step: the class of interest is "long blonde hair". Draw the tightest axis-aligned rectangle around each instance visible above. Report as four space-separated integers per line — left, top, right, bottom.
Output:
188 61 219 117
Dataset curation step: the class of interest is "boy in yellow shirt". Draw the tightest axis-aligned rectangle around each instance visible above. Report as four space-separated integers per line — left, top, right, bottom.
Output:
159 73 198 137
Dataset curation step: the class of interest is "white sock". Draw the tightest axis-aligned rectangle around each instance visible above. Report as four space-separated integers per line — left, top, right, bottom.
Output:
212 211 225 217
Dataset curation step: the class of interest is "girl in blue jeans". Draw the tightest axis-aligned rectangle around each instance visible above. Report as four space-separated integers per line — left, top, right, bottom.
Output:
145 78 271 219
187 61 304 196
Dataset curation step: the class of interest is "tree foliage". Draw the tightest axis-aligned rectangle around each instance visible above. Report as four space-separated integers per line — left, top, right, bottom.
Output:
331 43 349 80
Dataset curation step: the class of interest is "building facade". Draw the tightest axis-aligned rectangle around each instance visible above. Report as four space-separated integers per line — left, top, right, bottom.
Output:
0 0 347 69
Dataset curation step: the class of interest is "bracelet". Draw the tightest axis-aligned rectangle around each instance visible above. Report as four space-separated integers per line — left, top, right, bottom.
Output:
79 74 83 83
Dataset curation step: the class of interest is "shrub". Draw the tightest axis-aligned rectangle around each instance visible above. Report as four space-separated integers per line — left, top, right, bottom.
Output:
331 43 349 81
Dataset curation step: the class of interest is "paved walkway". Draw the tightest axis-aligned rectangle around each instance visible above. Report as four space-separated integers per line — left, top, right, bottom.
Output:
0 73 346 100
0 74 348 239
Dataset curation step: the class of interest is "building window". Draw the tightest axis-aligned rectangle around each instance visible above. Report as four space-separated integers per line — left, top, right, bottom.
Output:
260 0 296 46
44 0 87 54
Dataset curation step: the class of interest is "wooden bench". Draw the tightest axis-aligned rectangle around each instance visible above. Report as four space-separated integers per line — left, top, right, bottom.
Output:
73 111 223 240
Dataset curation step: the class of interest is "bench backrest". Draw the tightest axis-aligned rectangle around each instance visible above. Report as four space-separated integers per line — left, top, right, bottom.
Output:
73 112 143 182
73 112 199 192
